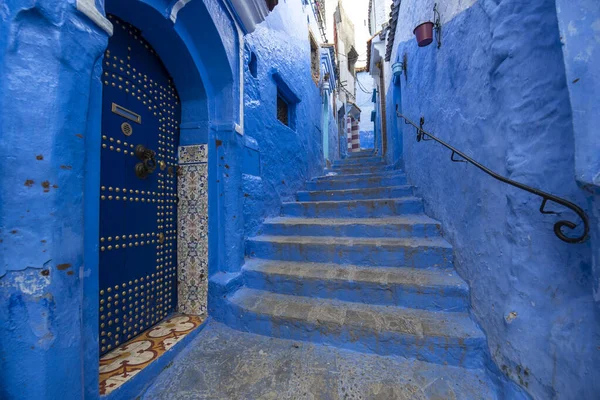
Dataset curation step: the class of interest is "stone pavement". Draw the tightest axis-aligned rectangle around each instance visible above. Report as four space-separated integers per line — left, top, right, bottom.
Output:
142 319 496 400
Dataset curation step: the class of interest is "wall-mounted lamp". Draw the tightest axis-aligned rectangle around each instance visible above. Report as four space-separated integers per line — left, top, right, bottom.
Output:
413 3 442 48
391 53 408 85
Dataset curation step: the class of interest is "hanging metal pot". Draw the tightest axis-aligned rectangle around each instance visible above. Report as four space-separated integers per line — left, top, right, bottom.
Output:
413 22 434 47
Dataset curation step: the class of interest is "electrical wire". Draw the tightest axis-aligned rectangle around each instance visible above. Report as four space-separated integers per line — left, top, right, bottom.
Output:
356 77 374 94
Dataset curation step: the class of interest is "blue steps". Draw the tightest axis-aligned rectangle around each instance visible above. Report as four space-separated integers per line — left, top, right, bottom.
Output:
346 151 375 158
281 196 423 218
216 157 492 377
242 259 470 311
333 157 384 166
246 235 453 268
222 288 486 368
328 165 391 174
296 185 414 201
305 172 407 191
261 215 442 238
281 197 424 218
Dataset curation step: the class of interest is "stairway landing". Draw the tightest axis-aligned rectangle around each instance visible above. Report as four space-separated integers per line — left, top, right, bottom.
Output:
142 319 497 400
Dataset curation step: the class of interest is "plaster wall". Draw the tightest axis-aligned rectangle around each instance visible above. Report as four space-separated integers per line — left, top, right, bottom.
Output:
0 0 240 398
388 0 598 398
335 3 356 103
324 0 337 44
342 0 369 69
554 0 600 311
320 47 339 164
242 0 326 238
0 2 108 398
369 0 392 35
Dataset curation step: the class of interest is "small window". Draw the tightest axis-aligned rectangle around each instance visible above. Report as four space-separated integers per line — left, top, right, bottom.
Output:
309 33 320 85
249 52 258 78
273 71 299 130
277 92 289 127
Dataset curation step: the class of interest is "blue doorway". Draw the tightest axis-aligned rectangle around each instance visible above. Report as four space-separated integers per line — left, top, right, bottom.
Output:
99 15 181 355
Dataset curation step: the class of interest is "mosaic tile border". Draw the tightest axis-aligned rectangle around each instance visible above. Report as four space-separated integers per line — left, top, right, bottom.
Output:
177 144 208 316
179 144 208 164
99 314 204 395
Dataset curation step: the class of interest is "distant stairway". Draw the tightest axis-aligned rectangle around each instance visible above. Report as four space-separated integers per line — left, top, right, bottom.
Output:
219 152 496 394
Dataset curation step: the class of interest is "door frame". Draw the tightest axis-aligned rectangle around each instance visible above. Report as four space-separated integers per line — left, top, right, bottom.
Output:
81 0 239 397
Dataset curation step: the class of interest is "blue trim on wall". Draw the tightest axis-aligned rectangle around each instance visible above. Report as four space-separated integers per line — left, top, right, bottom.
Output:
83 57 107 400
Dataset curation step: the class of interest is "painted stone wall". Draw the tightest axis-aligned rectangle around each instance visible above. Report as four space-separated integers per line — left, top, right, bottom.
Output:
388 0 598 398
0 0 240 399
242 1 326 237
369 0 392 35
554 0 600 313
0 2 108 399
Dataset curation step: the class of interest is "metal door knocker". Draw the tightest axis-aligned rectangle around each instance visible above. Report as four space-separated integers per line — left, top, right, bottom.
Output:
134 144 157 179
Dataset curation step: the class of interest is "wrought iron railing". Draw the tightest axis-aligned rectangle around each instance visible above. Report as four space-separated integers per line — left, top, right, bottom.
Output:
395 106 590 244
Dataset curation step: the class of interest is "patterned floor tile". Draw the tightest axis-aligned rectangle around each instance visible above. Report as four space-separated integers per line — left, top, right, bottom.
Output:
99 314 204 395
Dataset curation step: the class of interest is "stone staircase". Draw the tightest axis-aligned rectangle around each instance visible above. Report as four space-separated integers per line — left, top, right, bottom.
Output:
218 152 497 394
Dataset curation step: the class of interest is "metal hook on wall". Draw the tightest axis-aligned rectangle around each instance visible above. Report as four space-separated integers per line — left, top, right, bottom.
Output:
433 3 442 48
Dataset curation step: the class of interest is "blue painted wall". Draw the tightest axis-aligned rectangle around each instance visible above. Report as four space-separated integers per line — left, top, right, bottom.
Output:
320 48 338 164
554 0 600 314
388 0 599 398
385 68 403 168
241 1 326 238
0 0 241 398
359 131 374 149
0 2 108 399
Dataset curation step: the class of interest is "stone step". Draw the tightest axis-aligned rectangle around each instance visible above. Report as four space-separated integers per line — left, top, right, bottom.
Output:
333 157 384 166
242 259 469 311
224 288 486 368
246 235 453 268
141 320 499 400
329 164 390 173
281 197 424 218
296 185 414 201
306 173 407 191
314 169 406 181
261 215 442 238
347 151 376 158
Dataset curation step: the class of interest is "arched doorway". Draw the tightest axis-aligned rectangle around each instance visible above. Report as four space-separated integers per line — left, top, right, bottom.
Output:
82 0 239 396
98 14 181 355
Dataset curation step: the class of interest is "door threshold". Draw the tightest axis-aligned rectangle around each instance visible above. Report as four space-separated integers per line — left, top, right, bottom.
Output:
99 314 205 396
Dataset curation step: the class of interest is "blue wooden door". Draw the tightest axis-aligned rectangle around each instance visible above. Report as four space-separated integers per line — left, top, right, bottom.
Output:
99 15 180 355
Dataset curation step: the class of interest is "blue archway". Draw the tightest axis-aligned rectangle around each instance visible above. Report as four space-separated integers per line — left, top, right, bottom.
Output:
82 0 238 397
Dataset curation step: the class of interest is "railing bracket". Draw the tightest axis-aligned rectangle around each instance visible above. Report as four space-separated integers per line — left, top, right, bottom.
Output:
451 151 466 163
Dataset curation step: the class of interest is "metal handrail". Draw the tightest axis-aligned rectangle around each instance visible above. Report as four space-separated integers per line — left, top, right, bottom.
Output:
395 106 590 244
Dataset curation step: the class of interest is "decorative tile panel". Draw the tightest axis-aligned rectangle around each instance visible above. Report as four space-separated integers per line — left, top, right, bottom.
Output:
177 145 208 316
99 314 204 395
179 144 208 164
